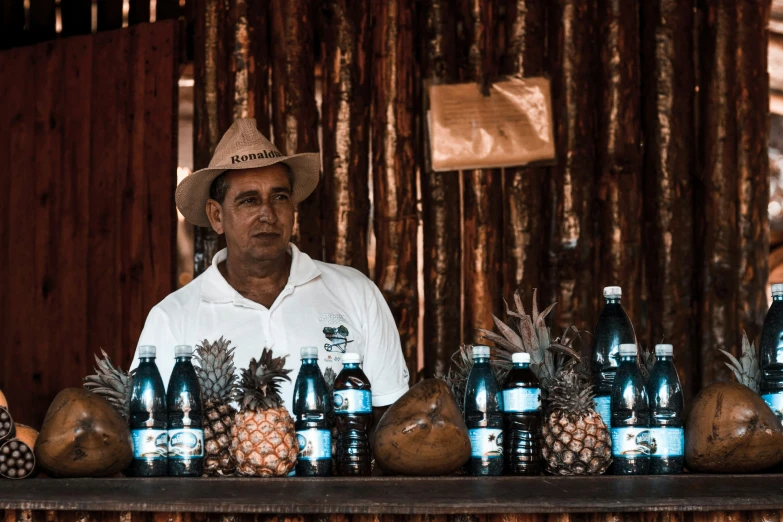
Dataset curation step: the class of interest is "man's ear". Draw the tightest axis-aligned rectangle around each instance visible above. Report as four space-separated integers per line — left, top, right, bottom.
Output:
206 199 224 235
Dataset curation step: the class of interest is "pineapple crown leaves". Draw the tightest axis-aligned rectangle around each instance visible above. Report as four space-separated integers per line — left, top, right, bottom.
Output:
547 358 597 414
193 337 237 403
323 367 337 393
442 344 513 412
477 288 586 393
234 348 292 411
720 331 760 393
83 349 133 421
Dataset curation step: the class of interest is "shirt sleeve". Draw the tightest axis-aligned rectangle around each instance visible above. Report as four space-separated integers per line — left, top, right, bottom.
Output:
361 282 410 407
130 305 179 388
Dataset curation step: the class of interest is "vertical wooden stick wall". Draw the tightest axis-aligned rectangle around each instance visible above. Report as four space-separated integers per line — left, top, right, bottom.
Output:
187 0 772 387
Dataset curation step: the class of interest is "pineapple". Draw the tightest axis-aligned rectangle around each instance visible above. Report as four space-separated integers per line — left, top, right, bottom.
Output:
477 288 612 475
541 360 612 475
231 348 298 476
721 332 761 393
194 337 238 476
83 350 133 421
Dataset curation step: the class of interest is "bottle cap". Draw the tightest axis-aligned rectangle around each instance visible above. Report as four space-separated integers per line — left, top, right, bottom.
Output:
472 345 491 358
603 286 622 298
174 345 193 357
773 283 783 296
342 352 361 364
138 345 156 358
618 343 637 356
655 344 673 356
300 346 319 359
512 352 530 364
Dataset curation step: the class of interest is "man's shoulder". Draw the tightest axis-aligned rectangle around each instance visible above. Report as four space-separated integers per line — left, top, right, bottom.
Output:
150 271 206 317
312 259 375 291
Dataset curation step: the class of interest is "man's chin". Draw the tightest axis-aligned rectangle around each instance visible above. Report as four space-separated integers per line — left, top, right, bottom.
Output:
247 240 288 261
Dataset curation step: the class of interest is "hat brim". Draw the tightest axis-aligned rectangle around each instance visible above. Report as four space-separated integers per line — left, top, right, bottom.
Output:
176 152 321 228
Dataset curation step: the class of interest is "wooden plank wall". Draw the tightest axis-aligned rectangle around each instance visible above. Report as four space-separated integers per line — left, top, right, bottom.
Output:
0 21 179 428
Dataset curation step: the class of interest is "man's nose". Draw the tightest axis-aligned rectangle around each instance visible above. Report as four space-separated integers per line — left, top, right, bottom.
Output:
257 200 277 223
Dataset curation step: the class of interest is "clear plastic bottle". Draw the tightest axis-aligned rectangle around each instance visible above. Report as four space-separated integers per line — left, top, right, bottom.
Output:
647 344 684 474
333 353 372 476
464 345 504 476
592 286 637 430
761 283 783 425
610 343 650 475
502 352 541 475
129 345 168 476
293 346 332 476
166 345 204 477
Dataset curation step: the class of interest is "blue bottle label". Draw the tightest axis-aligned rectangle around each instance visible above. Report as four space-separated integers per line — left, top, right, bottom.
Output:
594 396 611 428
131 429 168 460
167 428 204 459
611 427 652 458
502 388 541 412
296 429 332 461
333 389 372 414
762 392 783 426
468 428 503 459
649 427 684 458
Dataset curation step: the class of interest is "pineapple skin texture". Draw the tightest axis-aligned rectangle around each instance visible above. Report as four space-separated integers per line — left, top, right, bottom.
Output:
204 400 236 476
230 407 298 476
541 408 612 475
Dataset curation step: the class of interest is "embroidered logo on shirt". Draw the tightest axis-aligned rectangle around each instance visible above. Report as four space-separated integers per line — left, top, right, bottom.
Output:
318 313 346 324
323 325 353 353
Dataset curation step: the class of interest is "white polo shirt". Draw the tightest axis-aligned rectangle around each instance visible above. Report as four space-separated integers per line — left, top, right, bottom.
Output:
131 244 410 413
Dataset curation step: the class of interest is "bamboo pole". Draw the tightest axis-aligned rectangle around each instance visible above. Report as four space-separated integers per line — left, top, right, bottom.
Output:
698 0 738 385
641 0 697 398
321 0 372 275
271 0 322 260
372 0 419 383
461 0 504 344
501 0 548 307
546 0 598 330
736 0 771 348
421 0 462 378
596 0 642 327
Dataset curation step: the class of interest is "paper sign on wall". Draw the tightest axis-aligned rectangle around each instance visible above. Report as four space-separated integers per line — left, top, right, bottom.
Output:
427 78 555 172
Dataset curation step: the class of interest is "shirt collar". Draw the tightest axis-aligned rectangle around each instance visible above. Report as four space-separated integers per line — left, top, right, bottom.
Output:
200 243 321 304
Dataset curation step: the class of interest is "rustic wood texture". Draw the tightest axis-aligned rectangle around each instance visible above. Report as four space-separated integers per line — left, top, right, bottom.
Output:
735 0 771 349
546 0 598 331
697 0 739 385
420 0 462 378
460 0 504 344
271 0 322 260
97 0 124 31
193 0 226 275
3 477 783 514
640 0 697 399
321 0 372 275
60 0 92 37
372 0 419 382
0 22 179 428
500 0 549 306
596 0 643 326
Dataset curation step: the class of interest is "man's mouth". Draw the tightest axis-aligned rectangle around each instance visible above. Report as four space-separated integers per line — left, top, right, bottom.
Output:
253 231 281 239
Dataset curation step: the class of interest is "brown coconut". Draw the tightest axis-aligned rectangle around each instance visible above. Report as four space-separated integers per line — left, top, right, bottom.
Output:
0 389 7 409
373 379 470 475
14 424 38 449
35 388 132 477
685 382 783 473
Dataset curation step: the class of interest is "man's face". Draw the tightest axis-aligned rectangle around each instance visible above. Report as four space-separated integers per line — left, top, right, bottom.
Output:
206 164 294 262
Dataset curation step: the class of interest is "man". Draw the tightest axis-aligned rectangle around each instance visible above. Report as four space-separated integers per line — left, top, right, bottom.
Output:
132 119 409 423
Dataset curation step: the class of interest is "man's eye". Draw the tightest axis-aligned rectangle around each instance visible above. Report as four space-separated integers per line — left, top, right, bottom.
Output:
241 197 256 205
274 194 290 201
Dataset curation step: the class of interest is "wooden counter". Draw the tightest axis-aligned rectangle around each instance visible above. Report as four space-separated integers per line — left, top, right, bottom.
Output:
1 475 783 521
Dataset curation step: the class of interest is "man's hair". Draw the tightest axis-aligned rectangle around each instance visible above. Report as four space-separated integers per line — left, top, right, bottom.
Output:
209 165 294 204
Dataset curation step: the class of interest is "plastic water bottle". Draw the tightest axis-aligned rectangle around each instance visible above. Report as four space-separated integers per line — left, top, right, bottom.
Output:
464 345 504 476
761 284 783 425
129 345 167 476
502 352 541 475
610 343 650 475
333 353 372 476
647 344 684 474
293 346 332 476
592 286 637 429
167 345 204 477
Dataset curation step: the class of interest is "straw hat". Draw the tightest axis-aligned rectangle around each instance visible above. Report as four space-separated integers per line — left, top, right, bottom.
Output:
176 118 321 227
